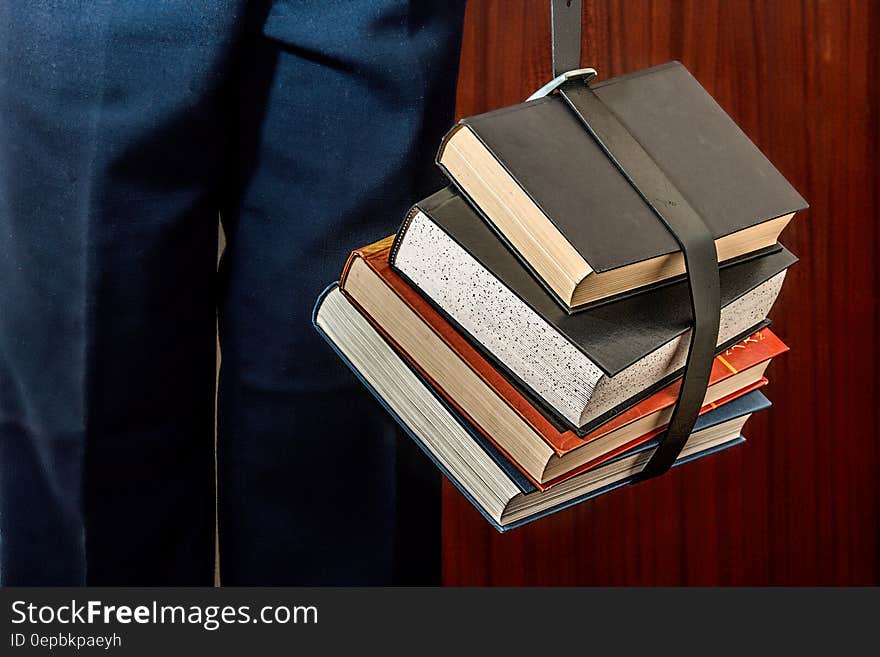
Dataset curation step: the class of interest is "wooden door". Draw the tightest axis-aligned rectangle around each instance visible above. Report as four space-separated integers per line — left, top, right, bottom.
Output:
443 0 880 585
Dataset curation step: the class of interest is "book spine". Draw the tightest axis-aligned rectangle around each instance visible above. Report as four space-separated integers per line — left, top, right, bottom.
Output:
388 205 420 268
434 121 467 167
341 234 396 285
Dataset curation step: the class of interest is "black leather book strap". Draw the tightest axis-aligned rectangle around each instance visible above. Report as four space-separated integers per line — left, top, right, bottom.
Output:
558 82 722 479
551 0 582 78
549 1 722 478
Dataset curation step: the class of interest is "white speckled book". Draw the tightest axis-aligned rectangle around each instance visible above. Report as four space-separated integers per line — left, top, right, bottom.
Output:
391 187 795 434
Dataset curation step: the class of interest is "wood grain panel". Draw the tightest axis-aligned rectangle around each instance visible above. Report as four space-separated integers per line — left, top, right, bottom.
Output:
443 0 879 585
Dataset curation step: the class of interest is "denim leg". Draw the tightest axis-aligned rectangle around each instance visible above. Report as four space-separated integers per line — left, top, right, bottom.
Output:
0 1 246 584
217 0 465 585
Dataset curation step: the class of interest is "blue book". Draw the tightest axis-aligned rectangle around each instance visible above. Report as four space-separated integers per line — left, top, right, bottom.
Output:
314 284 768 532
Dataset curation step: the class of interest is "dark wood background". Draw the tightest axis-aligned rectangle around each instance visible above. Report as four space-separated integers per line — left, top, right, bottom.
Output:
442 0 879 585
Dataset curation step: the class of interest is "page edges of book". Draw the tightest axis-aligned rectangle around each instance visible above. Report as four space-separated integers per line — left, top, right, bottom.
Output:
340 253 558 482
314 285 518 527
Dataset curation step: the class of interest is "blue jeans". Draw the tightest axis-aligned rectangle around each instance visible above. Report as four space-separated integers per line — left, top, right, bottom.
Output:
0 0 465 585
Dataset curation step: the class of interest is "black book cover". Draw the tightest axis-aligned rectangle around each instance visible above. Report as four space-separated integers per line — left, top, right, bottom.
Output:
443 61 807 275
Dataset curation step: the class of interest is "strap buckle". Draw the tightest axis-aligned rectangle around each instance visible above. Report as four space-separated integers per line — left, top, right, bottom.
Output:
526 67 597 102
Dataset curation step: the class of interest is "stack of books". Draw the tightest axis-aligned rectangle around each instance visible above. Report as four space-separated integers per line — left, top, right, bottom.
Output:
314 62 806 531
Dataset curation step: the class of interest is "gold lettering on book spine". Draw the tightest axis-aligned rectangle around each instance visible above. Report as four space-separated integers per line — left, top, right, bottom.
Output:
724 329 765 357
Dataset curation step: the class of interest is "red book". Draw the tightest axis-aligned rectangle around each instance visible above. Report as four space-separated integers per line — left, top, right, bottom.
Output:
340 237 787 488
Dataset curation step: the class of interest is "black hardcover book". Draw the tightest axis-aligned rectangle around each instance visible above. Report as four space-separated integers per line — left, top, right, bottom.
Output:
391 187 796 434
437 61 807 311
